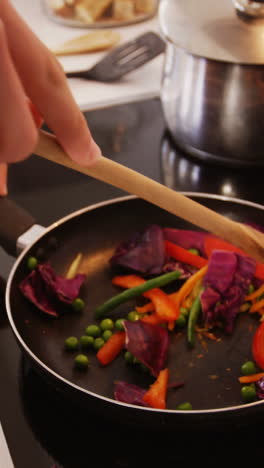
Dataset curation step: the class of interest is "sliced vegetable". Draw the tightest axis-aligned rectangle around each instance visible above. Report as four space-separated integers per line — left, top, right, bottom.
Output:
19 263 86 317
96 331 126 366
256 376 264 399
165 240 207 269
245 283 264 301
201 252 256 334
114 381 149 407
169 266 208 319
204 235 264 281
124 320 169 376
110 224 166 275
117 275 182 321
163 228 208 256
143 368 169 409
65 253 83 279
95 270 181 318
252 322 264 370
249 299 264 314
187 292 202 347
239 372 264 384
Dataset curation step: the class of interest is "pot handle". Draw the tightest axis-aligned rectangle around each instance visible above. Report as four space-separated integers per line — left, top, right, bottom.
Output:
0 197 37 257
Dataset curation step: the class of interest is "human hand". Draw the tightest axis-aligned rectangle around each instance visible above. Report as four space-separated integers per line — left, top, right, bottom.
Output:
0 0 102 195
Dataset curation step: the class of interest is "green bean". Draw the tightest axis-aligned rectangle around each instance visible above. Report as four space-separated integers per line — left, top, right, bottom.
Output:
95 270 181 319
187 293 202 347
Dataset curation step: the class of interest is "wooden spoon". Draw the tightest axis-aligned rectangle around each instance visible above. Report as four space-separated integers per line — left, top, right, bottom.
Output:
35 130 264 263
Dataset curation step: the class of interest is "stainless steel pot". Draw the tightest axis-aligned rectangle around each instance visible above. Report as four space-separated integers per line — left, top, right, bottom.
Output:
159 0 264 166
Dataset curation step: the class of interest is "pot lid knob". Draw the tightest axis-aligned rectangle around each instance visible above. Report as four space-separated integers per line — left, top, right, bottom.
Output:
159 0 264 64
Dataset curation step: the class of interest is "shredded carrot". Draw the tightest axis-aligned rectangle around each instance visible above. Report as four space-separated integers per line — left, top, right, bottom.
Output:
245 283 264 301
250 298 264 313
238 372 264 384
169 266 208 315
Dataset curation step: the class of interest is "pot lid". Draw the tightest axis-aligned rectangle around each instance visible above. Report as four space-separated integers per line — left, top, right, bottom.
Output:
159 0 264 64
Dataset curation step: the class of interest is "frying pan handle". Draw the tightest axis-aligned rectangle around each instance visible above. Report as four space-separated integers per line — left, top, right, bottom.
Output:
0 197 41 257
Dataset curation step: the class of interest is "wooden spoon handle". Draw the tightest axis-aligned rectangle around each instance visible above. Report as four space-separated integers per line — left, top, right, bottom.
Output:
35 130 264 262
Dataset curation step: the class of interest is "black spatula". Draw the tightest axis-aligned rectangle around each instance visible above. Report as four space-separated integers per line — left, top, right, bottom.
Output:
65 32 165 82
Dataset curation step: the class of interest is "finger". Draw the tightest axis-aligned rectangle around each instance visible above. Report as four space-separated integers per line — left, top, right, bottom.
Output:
1 2 101 166
0 163 8 196
0 19 38 163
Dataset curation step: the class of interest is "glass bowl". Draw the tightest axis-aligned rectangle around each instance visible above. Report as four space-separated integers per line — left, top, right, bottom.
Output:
44 0 159 28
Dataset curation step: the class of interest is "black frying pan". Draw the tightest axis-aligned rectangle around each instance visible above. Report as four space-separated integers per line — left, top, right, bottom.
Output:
3 193 264 432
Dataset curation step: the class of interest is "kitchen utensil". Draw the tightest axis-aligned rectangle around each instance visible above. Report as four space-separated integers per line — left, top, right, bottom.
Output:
0 423 14 468
65 31 165 81
2 192 264 432
34 130 264 263
158 0 264 166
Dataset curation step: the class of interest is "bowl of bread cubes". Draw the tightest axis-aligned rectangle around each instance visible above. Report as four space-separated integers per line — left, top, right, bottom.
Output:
45 0 158 27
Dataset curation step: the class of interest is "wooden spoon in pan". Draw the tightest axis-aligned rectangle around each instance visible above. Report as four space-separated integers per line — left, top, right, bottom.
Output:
35 130 264 263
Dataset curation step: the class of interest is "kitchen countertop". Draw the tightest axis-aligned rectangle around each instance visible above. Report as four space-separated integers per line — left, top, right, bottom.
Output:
1 98 264 467
11 0 163 111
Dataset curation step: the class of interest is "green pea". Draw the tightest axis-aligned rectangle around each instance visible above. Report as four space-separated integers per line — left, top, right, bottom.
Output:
188 248 200 256
247 284 255 295
241 384 257 403
127 311 140 321
176 402 193 411
80 335 94 349
64 336 79 351
85 324 101 337
115 318 125 331
93 337 105 351
102 330 112 341
100 318 114 331
124 351 134 364
241 361 257 376
72 298 85 312
175 314 186 328
180 307 189 317
74 354 89 370
27 256 38 271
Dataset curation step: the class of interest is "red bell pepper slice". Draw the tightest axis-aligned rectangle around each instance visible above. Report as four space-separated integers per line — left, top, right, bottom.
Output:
96 331 126 366
252 322 264 371
143 368 169 409
112 275 180 321
165 240 208 269
204 236 264 281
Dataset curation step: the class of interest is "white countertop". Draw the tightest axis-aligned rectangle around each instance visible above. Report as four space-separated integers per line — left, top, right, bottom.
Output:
11 0 164 111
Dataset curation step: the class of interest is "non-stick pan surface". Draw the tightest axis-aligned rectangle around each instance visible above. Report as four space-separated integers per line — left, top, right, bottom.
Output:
5 193 264 430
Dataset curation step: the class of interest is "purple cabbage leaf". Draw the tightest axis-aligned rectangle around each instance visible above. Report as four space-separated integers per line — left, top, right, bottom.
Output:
114 381 149 406
110 224 166 276
123 320 169 377
163 228 209 257
201 251 256 334
256 376 264 399
19 263 86 317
